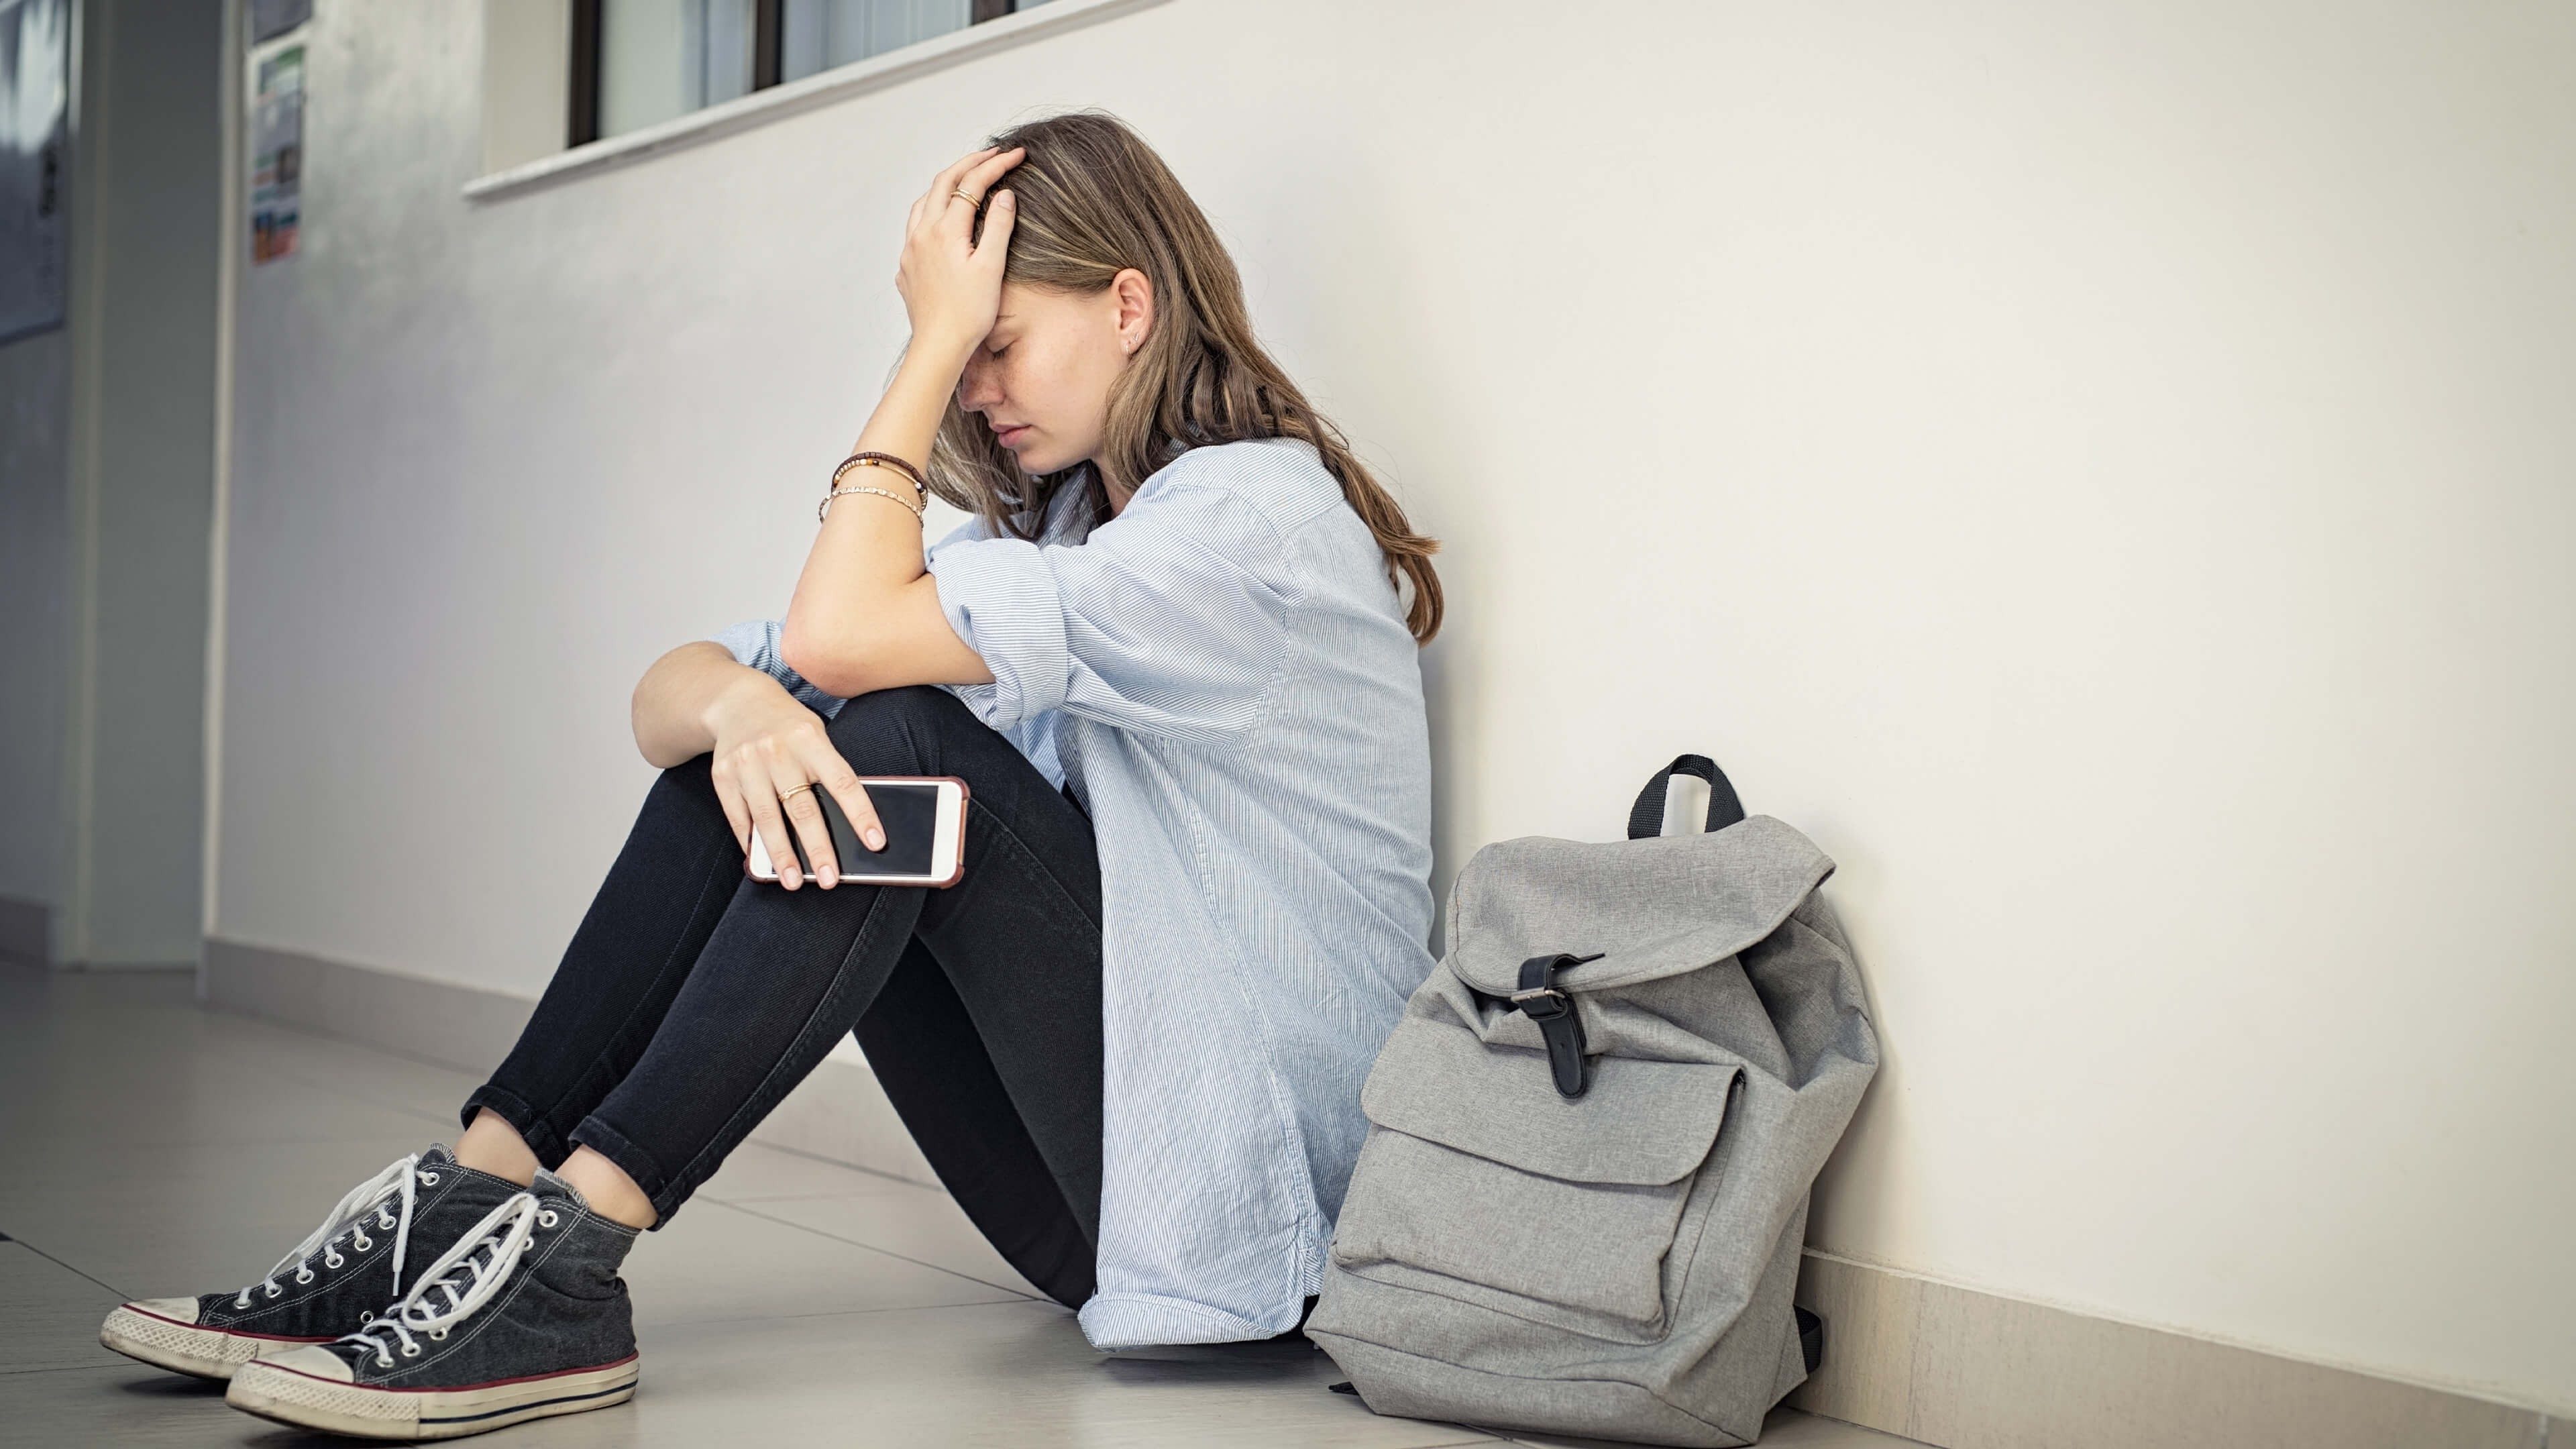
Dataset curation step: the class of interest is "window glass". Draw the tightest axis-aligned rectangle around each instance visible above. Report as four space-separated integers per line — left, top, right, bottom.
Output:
576 0 1065 147
600 0 757 139
780 0 974 84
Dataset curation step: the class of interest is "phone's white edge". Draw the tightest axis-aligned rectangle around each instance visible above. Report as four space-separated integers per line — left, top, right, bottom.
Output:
927 778 963 879
746 778 963 885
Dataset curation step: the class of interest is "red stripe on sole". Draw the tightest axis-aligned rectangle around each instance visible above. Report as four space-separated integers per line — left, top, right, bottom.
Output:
260 1352 641 1395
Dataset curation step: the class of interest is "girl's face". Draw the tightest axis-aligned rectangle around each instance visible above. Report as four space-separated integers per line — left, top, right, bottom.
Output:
955 273 1152 491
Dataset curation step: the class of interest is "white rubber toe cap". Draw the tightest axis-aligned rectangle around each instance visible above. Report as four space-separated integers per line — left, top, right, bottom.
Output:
258 1345 356 1383
127 1296 202 1325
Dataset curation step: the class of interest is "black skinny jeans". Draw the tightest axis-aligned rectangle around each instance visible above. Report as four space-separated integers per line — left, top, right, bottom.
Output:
459 684 1105 1309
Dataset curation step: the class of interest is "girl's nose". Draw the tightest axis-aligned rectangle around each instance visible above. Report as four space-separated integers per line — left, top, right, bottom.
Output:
957 356 998 407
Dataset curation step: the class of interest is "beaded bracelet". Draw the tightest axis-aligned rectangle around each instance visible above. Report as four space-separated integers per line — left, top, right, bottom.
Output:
830 451 928 504
818 483 925 524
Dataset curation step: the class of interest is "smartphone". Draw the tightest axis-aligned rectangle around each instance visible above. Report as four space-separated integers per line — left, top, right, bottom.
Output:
746 776 968 888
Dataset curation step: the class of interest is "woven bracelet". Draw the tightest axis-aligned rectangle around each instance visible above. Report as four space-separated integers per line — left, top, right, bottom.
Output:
830 451 928 502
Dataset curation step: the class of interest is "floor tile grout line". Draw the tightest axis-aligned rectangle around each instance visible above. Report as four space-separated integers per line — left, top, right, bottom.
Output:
641 1294 1067 1332
1 1232 131 1301
719 1137 942 1193
190 1004 955 1195
193 998 460 1065
195 1002 494 1093
706 1197 1049 1305
203 1022 486 1129
0 1361 156 1379
698 1182 948 1206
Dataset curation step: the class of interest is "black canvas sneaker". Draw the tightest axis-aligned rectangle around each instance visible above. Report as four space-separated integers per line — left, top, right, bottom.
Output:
99 1146 524 1381
224 1169 641 1441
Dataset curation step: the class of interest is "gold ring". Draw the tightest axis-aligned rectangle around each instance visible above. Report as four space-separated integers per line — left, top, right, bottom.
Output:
951 188 981 206
779 782 818 803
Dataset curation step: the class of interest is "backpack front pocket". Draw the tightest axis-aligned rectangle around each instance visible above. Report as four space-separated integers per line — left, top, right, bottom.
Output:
1330 1012 1741 1334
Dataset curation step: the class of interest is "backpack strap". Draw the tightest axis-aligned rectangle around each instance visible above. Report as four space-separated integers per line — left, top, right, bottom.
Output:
1626 753 1747 839
1509 951 1607 1098
1797 1305 1826 1375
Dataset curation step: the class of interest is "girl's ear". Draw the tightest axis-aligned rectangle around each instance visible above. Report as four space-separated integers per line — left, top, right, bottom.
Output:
1114 268 1155 354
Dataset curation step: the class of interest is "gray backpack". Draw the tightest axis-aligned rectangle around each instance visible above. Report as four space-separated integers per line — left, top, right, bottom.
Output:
1306 755 1880 1447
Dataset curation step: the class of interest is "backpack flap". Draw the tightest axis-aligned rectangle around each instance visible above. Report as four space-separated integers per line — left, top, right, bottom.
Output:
1360 1012 1740 1186
1338 1011 1747 1328
1446 815 1835 1000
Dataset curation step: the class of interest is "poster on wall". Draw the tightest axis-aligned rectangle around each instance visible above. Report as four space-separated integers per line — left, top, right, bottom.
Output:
250 44 305 264
0 0 71 341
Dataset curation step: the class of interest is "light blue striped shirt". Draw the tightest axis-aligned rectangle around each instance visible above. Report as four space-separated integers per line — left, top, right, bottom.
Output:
713 437 1438 1348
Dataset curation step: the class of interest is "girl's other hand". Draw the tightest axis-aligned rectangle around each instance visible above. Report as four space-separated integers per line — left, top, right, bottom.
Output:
703 675 886 890
896 144 1024 360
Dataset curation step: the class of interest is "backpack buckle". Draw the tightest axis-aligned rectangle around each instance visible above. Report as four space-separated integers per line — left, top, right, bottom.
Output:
1507 986 1573 1019
1509 952 1605 1099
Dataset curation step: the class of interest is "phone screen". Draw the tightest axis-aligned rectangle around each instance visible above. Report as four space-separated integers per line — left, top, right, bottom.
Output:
775 782 942 878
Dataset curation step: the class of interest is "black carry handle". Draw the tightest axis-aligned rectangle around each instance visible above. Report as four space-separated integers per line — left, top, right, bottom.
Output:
1626 753 1746 840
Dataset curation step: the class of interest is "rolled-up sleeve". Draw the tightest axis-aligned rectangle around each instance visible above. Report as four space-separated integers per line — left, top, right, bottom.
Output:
926 478 1297 749
708 617 851 720
706 515 998 723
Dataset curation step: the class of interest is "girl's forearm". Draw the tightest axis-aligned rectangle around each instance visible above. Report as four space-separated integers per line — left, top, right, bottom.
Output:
780 339 975 679
631 641 773 769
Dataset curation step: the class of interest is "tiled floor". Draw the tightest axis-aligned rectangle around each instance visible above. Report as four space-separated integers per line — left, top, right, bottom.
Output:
0 961 1927 1448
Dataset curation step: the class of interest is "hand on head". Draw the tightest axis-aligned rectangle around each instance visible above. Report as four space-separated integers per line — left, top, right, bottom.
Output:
897 144 1027 357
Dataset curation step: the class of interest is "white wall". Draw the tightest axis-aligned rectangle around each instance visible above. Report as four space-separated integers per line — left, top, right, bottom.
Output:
215 0 2576 1414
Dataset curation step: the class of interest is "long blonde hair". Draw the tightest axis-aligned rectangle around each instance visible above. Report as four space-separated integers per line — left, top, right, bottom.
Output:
923 109 1444 645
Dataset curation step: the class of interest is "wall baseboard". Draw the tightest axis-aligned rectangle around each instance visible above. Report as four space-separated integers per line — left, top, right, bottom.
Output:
1790 1249 2554 1449
199 938 937 1187
0 894 47 963
197 938 2555 1446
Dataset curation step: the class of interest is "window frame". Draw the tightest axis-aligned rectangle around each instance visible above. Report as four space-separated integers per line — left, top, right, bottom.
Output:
568 0 1024 147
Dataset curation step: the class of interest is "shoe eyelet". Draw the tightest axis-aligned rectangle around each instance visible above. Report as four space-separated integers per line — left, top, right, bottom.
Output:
352 1233 373 1252
264 1283 282 1299
376 1210 396 1229
427 1327 447 1341
402 1344 422 1358
294 1268 315 1285
234 1293 253 1309
325 1251 345 1269
537 1210 559 1229
419 1171 440 1184
376 1354 394 1368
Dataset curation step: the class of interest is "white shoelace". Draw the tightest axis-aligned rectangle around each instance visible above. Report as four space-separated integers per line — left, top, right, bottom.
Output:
340 1194 550 1368
234 1152 435 1309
